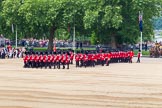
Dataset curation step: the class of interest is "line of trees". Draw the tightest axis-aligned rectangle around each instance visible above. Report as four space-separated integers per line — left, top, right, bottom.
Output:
0 0 162 50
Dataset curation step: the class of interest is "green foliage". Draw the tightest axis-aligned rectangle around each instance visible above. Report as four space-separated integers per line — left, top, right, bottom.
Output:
55 29 70 40
0 0 162 48
90 31 97 45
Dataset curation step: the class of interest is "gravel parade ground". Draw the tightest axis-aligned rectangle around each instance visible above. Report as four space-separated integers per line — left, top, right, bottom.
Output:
0 57 162 108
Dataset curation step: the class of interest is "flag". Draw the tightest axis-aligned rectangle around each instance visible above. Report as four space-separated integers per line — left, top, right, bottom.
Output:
139 13 143 32
12 24 14 33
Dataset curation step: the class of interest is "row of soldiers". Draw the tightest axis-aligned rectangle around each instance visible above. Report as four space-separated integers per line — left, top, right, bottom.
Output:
23 49 134 69
75 50 134 67
23 50 74 69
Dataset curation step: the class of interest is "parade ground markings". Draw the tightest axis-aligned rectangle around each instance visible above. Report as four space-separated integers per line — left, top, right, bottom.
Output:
0 57 162 108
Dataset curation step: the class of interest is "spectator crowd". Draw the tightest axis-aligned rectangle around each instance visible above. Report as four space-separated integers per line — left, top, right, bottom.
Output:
0 45 25 59
19 38 73 48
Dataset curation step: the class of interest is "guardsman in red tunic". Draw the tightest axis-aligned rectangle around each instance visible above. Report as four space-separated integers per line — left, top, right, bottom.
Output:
43 52 48 69
34 52 39 68
126 51 130 63
47 52 52 69
61 52 66 69
83 53 88 67
53 52 58 69
87 52 92 66
104 52 108 65
96 52 101 65
65 53 70 69
105 51 111 66
39 52 44 68
100 52 105 66
75 52 80 67
56 52 62 69
129 50 134 63
70 51 74 64
50 53 54 68
111 52 114 63
115 52 118 63
29 52 35 68
121 51 124 62
118 51 121 63
79 53 84 67
55 53 59 69
23 52 29 68
91 53 95 67
123 51 126 62
137 50 141 63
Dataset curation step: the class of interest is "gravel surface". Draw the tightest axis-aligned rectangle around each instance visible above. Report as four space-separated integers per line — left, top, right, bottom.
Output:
0 57 162 108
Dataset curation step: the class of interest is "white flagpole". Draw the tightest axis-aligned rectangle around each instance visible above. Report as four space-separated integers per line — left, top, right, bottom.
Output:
139 11 143 56
140 31 142 56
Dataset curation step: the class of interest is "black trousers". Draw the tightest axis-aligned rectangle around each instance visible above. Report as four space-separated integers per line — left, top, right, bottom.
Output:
137 57 140 63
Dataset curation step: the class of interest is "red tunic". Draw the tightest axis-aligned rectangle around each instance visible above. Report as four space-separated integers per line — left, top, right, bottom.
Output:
23 55 29 63
34 55 39 62
137 52 141 58
39 55 43 62
75 54 79 61
48 55 52 62
30 55 35 62
43 55 47 62
65 54 70 63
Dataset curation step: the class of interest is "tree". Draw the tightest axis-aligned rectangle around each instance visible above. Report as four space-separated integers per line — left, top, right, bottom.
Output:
3 0 86 50
1 0 162 49
83 0 123 48
118 0 162 44
0 0 8 35
83 0 162 48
